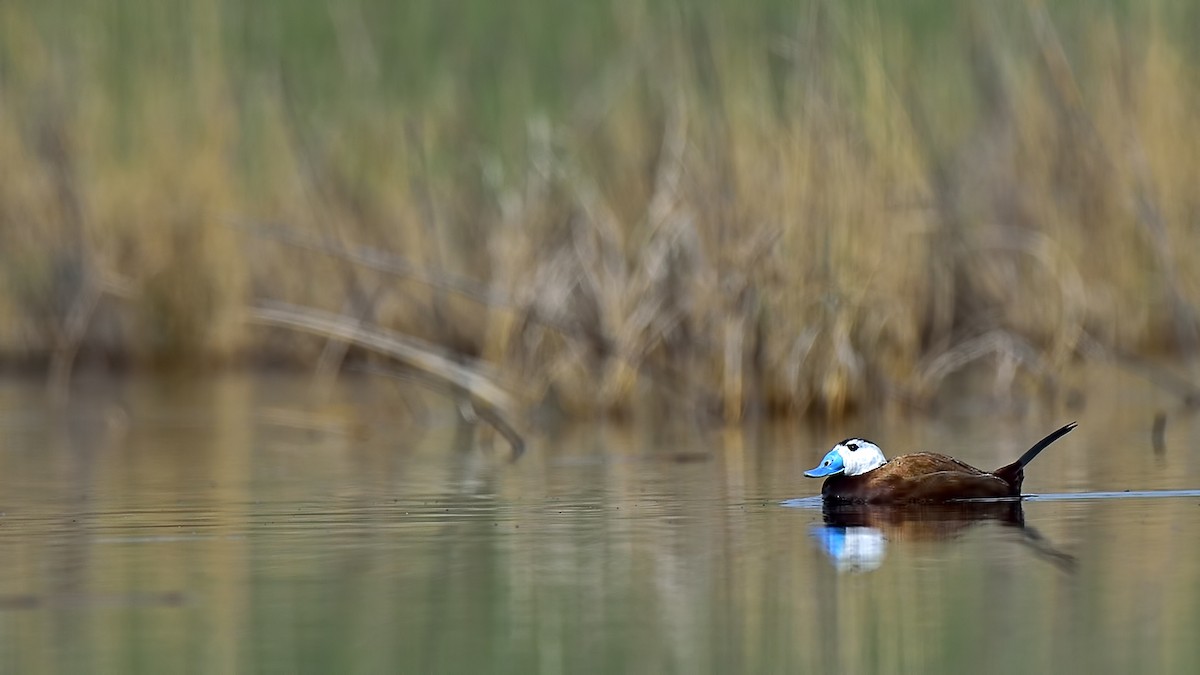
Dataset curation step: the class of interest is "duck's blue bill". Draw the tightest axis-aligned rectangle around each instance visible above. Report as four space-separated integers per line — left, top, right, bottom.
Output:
804 450 844 478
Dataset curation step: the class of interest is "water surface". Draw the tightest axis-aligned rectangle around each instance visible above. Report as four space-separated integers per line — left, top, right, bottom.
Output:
0 368 1198 674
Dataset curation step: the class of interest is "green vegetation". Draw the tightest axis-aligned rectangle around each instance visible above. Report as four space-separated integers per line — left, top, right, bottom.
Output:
1 0 1198 418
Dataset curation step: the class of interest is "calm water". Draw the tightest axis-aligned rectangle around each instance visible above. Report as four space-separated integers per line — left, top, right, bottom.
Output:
0 368 1198 674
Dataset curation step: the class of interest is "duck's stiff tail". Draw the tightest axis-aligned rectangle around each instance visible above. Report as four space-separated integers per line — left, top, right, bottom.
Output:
993 422 1078 493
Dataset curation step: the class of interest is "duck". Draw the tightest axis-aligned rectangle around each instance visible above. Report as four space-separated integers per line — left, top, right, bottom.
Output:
804 422 1077 503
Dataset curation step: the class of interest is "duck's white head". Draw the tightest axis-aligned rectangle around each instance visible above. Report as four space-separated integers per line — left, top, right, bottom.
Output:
804 438 888 478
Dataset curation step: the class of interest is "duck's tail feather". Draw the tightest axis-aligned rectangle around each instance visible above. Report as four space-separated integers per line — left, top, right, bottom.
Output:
993 422 1078 491
1013 422 1078 470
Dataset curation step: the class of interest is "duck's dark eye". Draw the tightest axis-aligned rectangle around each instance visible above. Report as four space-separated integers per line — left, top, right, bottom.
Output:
824 460 832 466
846 443 859 451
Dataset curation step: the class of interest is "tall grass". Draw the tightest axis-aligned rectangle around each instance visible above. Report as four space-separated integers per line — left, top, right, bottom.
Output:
1 0 1198 418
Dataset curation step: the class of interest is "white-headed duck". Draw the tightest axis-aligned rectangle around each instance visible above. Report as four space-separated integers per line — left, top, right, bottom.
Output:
805 422 1077 503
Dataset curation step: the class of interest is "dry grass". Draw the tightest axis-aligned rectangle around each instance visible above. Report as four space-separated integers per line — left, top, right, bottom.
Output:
1 1 1198 418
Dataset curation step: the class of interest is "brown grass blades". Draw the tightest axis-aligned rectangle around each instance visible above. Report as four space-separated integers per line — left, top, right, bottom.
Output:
1 2 1199 419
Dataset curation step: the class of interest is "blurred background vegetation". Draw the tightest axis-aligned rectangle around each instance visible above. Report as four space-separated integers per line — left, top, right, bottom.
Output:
1 0 1198 419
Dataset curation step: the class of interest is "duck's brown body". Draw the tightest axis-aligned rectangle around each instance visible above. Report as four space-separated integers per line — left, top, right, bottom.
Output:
808 422 1077 504
819 453 1026 504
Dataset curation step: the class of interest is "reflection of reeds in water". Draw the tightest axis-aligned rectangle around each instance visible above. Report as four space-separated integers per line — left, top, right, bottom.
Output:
0 2 1198 418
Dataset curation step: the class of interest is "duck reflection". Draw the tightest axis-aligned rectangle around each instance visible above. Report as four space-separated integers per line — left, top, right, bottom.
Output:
810 500 1074 573
809 522 888 573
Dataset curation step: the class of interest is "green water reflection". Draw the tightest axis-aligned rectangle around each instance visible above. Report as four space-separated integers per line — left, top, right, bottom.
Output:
0 371 1198 674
